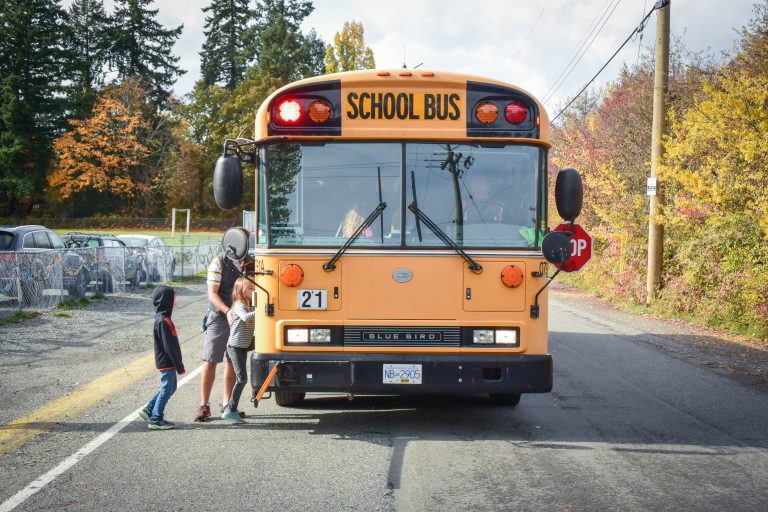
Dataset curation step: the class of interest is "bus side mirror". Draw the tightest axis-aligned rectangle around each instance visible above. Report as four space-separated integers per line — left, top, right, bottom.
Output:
555 168 583 222
214 155 243 210
541 231 571 266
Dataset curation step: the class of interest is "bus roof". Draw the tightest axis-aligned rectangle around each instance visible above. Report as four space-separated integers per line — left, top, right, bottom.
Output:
254 69 550 146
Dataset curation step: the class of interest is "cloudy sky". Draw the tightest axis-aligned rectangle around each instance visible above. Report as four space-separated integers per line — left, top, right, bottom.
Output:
70 0 759 113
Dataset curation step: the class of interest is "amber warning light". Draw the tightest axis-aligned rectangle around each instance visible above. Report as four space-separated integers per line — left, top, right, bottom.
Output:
308 100 332 123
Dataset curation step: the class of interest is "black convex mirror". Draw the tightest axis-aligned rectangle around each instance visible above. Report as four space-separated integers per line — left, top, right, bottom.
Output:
541 231 571 266
222 227 250 260
555 168 583 222
213 155 244 210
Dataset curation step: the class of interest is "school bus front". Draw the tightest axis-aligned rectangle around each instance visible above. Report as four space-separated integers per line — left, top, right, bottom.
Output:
222 70 557 406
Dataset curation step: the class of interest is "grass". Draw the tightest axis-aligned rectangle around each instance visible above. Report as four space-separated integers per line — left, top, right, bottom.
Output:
0 311 41 326
53 311 71 318
57 297 91 310
92 292 106 300
166 272 206 285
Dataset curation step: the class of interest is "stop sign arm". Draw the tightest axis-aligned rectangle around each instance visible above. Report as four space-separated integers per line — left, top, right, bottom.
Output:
530 262 565 319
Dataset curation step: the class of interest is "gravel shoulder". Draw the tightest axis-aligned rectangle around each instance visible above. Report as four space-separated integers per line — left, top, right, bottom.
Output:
0 280 209 426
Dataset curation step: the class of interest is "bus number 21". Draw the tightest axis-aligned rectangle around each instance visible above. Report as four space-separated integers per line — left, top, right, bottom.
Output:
298 289 327 309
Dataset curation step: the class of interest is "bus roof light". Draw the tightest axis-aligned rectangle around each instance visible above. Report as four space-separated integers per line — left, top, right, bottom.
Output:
308 100 332 123
475 102 498 124
277 99 301 123
504 101 528 124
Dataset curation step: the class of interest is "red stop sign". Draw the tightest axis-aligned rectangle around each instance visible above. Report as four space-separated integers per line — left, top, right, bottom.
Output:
554 223 592 272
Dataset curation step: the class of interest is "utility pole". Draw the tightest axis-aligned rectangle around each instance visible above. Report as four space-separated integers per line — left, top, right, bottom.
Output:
646 0 670 304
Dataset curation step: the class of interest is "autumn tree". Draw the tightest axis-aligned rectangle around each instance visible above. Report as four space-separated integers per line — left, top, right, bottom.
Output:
324 20 375 73
550 41 713 304
49 79 153 215
656 8 768 336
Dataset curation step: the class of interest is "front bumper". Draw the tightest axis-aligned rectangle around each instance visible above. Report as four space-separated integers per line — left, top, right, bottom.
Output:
251 352 552 394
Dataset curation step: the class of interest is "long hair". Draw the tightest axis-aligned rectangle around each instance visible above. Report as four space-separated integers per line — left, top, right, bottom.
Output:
231 276 252 306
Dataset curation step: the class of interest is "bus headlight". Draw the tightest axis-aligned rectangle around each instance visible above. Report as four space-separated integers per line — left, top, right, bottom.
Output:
286 328 309 343
309 328 332 343
495 330 518 345
473 329 494 344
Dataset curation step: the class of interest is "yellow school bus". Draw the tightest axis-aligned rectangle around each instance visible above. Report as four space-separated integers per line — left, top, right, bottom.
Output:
214 69 582 406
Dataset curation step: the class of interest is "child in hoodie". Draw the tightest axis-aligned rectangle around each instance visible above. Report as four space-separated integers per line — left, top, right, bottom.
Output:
138 285 185 430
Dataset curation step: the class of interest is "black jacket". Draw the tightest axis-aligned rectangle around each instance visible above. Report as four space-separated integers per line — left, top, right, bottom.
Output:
153 286 184 372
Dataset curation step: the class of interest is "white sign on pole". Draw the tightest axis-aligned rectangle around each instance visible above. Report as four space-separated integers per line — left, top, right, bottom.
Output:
646 177 657 196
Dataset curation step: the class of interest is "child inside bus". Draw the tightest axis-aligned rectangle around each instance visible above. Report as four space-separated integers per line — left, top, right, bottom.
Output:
222 276 256 423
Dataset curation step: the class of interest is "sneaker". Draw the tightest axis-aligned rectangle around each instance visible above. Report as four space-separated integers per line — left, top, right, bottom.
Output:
148 419 175 430
137 406 152 423
194 404 211 422
221 410 244 424
220 403 246 418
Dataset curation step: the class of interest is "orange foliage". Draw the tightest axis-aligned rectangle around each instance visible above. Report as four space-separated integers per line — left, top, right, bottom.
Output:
49 79 151 199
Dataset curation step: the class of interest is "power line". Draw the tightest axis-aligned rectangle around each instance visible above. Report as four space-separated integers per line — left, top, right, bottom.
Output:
551 0 669 123
502 0 551 78
542 0 621 103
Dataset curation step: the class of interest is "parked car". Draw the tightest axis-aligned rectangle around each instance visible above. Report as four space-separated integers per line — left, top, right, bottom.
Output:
61 232 140 290
117 235 176 281
0 225 89 303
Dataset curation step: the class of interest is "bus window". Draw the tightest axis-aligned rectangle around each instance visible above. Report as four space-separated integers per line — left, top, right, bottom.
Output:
265 143 401 247
405 143 539 248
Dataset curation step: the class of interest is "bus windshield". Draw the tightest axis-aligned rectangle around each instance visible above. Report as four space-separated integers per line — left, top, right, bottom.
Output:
262 142 541 249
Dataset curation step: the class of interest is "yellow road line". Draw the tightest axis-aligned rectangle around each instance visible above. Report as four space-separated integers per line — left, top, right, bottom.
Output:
0 342 198 455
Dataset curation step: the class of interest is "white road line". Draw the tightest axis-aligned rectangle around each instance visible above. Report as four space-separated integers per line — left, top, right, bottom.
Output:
0 365 203 512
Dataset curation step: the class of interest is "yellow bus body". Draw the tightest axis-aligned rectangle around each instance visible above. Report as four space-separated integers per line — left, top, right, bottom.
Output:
246 69 553 403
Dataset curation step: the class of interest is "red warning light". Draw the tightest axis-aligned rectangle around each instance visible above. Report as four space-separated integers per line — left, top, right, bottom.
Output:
277 99 301 123
504 101 528 124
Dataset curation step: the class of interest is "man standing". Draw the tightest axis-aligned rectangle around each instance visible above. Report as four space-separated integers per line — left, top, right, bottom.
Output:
194 248 253 422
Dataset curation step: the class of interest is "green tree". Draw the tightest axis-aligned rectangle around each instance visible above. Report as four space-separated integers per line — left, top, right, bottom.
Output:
249 0 324 82
109 0 184 105
324 20 375 73
200 0 253 90
178 74 281 214
65 0 112 117
0 77 33 215
0 0 70 215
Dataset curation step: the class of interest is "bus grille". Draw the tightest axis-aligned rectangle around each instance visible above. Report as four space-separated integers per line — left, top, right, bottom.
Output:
343 327 461 347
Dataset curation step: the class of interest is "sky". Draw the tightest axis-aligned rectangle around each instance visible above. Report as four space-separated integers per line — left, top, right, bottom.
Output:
66 0 759 114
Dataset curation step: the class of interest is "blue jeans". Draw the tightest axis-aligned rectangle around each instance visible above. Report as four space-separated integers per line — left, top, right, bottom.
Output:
147 369 177 421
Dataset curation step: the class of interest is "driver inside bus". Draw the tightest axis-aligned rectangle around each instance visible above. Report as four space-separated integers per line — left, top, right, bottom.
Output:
463 174 509 223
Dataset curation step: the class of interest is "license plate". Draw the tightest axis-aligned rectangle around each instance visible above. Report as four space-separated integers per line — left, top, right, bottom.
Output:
383 364 422 384
297 289 327 310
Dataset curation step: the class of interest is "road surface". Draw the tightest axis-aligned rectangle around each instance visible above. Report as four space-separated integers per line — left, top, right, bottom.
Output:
0 283 766 511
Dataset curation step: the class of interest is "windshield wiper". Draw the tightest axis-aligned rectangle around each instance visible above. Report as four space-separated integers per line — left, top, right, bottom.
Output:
407 201 483 273
323 201 387 271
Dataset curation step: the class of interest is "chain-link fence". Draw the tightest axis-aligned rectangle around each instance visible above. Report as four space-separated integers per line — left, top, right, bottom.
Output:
0 242 221 317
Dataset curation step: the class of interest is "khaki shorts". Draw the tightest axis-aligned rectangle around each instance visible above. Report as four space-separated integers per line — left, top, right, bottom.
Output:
202 311 230 363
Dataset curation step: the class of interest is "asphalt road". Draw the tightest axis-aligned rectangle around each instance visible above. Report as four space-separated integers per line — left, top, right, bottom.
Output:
1 284 766 512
